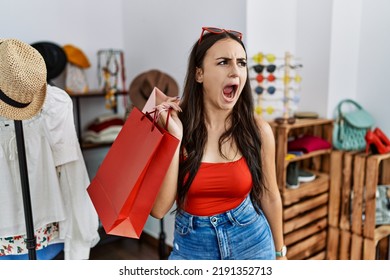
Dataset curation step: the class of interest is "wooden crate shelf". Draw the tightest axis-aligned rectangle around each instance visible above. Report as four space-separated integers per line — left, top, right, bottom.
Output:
283 192 328 220
326 150 390 259
287 230 327 260
284 205 328 234
271 118 333 259
282 172 329 206
284 217 327 246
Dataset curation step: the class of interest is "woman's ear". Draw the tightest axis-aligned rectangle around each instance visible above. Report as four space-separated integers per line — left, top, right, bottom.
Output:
195 67 203 83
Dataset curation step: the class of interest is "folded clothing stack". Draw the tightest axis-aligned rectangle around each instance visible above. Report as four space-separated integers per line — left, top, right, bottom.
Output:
288 135 331 154
83 114 124 144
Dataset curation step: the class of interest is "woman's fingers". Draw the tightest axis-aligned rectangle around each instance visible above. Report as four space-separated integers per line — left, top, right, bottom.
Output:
153 102 183 139
166 96 181 103
154 101 182 113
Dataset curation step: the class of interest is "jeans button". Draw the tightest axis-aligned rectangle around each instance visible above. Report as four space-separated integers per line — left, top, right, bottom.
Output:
211 217 217 223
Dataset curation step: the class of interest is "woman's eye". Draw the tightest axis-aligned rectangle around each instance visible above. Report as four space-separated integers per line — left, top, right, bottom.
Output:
238 61 247 67
218 60 228 65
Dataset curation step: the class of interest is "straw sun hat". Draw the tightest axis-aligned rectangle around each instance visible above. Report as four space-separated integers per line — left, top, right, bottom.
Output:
0 38 47 120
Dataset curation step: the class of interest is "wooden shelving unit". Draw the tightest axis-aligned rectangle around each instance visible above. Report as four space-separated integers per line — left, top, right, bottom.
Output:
68 90 127 149
270 118 334 259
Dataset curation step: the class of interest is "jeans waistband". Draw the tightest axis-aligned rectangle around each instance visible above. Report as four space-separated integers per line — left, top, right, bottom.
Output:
177 195 254 227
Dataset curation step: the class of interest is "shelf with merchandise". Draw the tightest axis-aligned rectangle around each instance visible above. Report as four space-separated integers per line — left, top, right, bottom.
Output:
68 90 128 149
271 117 333 259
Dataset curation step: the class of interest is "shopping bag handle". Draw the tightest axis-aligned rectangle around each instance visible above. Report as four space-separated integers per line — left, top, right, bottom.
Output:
142 108 171 131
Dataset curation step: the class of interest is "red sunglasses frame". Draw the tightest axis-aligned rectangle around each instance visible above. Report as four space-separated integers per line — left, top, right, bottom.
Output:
198 27 243 44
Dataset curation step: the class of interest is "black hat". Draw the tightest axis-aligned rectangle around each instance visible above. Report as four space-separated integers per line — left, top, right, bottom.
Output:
31 41 67 81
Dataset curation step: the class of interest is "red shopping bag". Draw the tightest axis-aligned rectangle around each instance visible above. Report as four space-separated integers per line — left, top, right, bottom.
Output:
87 106 179 238
142 87 172 113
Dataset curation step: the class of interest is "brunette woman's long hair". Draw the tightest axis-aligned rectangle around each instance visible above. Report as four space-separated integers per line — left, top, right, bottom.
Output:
177 31 267 213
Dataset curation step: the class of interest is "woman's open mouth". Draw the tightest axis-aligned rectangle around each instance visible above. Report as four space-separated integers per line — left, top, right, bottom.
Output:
222 84 238 102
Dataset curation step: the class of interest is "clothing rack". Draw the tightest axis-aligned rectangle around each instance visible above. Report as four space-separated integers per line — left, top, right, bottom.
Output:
14 120 37 260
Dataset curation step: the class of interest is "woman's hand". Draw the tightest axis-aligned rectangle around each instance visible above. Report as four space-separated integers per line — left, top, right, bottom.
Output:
154 97 183 140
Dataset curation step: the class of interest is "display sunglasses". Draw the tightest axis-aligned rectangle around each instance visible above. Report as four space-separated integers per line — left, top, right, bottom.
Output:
254 86 276 95
198 27 243 44
252 64 277 74
255 73 276 83
282 74 302 84
279 63 303 70
252 53 277 64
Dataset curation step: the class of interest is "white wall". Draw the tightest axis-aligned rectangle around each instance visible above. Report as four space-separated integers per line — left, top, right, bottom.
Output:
327 0 390 134
327 0 362 118
246 0 297 57
356 0 390 134
1 0 125 90
295 0 333 118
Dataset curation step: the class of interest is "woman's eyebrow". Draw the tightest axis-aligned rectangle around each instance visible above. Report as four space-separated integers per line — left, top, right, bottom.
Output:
215 57 247 61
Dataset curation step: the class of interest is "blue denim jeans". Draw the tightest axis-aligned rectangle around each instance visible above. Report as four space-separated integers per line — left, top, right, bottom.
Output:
168 195 276 260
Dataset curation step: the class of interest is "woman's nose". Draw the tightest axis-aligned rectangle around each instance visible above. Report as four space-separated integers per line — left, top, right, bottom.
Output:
229 64 239 77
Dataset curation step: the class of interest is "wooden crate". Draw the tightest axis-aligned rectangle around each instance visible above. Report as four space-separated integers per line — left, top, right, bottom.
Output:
282 170 330 260
272 118 333 192
271 118 333 259
327 151 364 259
326 150 390 259
363 154 390 259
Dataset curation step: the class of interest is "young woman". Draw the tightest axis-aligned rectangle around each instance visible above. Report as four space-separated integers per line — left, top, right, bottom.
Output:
151 27 286 260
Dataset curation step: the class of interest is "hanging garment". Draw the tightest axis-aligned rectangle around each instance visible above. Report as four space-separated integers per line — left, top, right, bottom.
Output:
39 85 100 259
0 223 60 257
0 85 99 259
56 146 100 260
0 114 67 238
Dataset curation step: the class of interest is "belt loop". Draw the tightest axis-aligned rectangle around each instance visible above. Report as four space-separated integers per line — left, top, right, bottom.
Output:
227 210 236 226
188 215 194 230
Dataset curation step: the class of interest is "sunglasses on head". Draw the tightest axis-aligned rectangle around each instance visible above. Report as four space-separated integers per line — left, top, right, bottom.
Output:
198 27 243 44
252 64 277 74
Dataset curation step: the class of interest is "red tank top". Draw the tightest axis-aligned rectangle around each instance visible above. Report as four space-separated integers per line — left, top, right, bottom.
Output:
184 157 252 216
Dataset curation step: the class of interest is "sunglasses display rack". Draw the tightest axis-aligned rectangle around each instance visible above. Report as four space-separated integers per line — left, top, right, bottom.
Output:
250 52 302 122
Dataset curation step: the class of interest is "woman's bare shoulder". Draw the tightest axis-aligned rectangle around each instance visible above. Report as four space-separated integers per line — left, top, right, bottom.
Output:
254 114 274 139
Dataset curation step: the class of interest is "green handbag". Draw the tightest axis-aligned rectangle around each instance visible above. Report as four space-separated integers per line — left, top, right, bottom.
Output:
333 99 375 151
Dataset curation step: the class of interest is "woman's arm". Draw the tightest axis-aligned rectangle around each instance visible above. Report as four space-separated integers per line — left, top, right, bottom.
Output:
256 116 287 259
150 99 183 219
